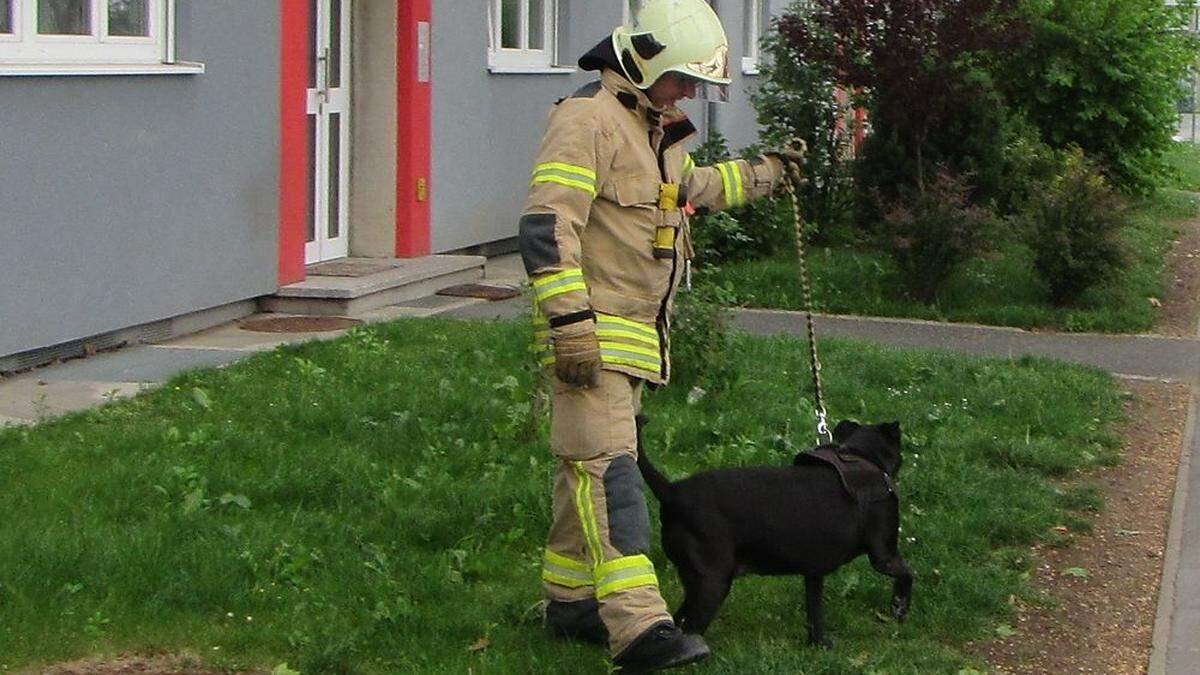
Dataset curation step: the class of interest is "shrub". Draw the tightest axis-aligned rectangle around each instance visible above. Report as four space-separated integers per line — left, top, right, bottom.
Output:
1003 0 1199 194
751 3 859 244
775 0 1029 209
879 171 1003 303
1023 149 1128 305
688 132 793 264
670 277 737 391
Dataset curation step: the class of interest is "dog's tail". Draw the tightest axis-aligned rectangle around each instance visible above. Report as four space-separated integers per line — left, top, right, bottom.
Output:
635 415 672 503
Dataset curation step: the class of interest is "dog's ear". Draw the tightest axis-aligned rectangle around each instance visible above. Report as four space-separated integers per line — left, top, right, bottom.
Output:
881 421 902 447
833 420 861 443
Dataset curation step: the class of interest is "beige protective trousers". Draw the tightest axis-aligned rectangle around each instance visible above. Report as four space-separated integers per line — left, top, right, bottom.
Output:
542 370 672 653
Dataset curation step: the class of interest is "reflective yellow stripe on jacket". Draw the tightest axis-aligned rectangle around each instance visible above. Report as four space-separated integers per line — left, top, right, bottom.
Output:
531 162 598 198
533 309 662 377
531 268 587 305
716 160 746 208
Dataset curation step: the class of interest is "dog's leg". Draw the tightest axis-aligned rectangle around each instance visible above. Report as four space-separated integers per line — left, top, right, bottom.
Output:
867 535 914 621
881 556 914 621
676 572 732 636
804 575 831 647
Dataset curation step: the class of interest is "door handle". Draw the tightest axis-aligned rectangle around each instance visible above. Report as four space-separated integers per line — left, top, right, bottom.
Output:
316 47 330 106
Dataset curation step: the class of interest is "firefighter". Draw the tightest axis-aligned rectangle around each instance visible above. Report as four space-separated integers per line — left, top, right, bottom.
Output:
519 0 802 669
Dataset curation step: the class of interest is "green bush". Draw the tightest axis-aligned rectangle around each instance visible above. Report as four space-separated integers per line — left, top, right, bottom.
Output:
775 0 1028 211
751 2 860 244
1023 149 1128 305
688 132 794 264
669 277 737 391
879 171 1004 303
1004 0 1199 194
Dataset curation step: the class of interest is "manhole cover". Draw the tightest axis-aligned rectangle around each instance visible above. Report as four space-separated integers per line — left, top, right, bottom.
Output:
436 283 522 301
239 316 363 333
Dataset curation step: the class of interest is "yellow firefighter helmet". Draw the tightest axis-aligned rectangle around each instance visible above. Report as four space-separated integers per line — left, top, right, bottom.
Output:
613 0 731 90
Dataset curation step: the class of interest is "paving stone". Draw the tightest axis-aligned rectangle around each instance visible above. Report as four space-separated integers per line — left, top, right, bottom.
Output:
32 346 247 384
0 378 148 421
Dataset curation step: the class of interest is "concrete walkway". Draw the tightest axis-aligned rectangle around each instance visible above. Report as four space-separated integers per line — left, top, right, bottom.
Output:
1 255 1198 673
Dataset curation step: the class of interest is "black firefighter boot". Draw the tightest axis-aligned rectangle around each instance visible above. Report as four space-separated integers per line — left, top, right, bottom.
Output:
612 621 710 672
544 598 608 645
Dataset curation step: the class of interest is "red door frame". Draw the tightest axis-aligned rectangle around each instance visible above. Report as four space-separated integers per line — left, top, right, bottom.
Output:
278 0 432 286
396 0 432 257
278 0 310 285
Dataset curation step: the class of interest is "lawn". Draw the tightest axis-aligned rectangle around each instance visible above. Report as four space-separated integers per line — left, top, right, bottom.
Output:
701 144 1200 333
0 318 1126 673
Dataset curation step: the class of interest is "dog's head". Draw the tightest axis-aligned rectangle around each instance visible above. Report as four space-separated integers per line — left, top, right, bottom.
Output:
833 420 903 477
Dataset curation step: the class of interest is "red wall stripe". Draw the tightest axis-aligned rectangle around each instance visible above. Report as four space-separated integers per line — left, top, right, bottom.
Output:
278 0 311 285
395 0 432 257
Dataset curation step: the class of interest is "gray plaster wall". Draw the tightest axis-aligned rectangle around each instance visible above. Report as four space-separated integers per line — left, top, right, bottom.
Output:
713 0 790 152
0 1 279 358
430 0 777 252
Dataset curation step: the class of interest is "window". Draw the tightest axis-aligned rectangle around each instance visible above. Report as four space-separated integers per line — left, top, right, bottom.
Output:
488 0 566 72
0 0 195 73
743 0 767 75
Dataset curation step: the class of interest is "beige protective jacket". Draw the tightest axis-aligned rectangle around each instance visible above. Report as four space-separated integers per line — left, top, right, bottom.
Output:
520 69 786 385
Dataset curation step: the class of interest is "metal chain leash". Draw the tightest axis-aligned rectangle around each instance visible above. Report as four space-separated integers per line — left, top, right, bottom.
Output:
781 161 833 444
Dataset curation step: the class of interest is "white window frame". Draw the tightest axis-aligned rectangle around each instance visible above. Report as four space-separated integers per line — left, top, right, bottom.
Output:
622 0 643 26
0 0 203 76
742 0 765 75
487 0 571 74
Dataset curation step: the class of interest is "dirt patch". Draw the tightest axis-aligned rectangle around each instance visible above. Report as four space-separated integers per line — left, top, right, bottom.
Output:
980 379 1191 674
1155 215 1200 337
17 652 247 675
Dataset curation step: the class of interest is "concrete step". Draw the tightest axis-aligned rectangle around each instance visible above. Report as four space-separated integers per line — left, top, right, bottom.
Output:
261 255 486 317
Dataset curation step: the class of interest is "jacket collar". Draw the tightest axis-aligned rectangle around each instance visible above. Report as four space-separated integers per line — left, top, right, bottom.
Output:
601 68 668 127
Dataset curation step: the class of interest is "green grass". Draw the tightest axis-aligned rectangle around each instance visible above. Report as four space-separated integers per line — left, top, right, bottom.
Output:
705 143 1200 333
1164 141 1200 191
0 319 1126 673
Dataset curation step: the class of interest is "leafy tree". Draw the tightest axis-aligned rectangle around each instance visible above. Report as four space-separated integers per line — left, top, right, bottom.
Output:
1004 0 1199 194
775 0 1029 205
771 0 1025 301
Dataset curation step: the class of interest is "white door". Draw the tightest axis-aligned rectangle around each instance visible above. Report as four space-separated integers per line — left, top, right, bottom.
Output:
306 0 351 264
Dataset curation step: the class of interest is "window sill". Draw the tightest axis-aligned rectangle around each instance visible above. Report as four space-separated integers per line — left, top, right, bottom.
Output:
0 61 205 76
487 64 576 75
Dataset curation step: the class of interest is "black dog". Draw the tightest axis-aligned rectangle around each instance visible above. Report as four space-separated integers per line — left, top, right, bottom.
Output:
636 416 913 646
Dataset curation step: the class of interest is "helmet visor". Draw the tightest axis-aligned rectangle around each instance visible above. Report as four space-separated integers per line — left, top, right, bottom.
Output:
671 72 730 103
696 80 730 103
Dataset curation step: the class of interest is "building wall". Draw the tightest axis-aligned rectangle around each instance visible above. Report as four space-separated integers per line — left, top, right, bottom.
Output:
0 1 280 358
713 0 790 152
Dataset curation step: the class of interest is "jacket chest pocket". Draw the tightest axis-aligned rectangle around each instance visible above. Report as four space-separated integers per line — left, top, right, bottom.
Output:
605 174 682 260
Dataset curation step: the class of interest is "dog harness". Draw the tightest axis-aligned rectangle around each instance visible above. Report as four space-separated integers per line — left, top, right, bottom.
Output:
793 444 897 506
